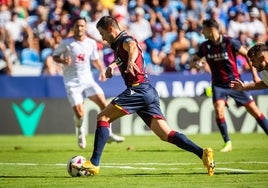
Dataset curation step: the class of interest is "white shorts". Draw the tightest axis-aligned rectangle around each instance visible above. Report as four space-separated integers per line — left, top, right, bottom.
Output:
65 81 104 107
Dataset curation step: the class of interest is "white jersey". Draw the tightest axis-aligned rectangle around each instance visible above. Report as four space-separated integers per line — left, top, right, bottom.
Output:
53 37 99 86
261 70 268 86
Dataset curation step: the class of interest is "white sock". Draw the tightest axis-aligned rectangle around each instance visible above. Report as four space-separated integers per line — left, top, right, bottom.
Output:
73 115 83 128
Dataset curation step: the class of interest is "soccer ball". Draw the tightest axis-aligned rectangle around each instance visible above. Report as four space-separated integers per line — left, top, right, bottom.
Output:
67 155 90 177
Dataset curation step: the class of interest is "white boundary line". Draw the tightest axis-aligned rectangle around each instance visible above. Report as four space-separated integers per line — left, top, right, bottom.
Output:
0 162 267 173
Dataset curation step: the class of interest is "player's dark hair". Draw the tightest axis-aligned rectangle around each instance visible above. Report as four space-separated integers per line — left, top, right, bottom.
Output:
202 19 219 30
96 16 120 30
247 43 268 58
72 16 86 26
73 16 86 23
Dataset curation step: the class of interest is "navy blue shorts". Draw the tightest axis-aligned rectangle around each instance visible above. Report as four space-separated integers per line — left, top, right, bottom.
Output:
111 83 165 126
212 85 253 106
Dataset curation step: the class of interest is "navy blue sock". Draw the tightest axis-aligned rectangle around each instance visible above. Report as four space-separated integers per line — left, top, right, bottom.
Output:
256 114 268 134
90 121 110 166
216 118 230 142
168 131 203 159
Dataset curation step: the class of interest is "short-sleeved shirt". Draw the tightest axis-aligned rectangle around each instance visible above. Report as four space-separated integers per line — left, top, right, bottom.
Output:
261 70 268 86
53 37 99 86
196 36 241 88
110 32 164 125
111 31 149 87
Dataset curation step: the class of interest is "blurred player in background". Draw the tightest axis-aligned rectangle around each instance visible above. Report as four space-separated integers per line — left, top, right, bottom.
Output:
78 16 215 176
190 19 268 152
230 43 268 91
52 17 125 149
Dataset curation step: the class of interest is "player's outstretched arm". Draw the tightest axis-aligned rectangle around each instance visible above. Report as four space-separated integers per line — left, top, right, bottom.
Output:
105 61 117 78
230 79 245 91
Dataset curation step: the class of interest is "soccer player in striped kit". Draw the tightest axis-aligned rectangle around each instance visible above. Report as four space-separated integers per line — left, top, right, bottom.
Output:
191 19 268 152
80 16 215 176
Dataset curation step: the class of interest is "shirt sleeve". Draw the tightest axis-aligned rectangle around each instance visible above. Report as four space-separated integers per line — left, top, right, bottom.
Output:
90 39 99 61
261 71 268 86
52 40 67 56
230 37 241 51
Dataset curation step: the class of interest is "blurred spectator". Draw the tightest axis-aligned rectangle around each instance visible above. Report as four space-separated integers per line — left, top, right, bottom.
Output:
128 7 152 42
155 0 177 32
0 40 12 75
185 0 205 26
5 10 34 56
128 0 156 27
164 28 190 72
209 7 227 34
111 0 129 30
29 5 50 53
90 0 110 16
47 0 64 32
50 10 72 44
251 33 265 47
0 0 266 76
212 0 230 30
174 0 187 30
144 27 166 66
62 0 81 19
246 7 266 43
0 25 18 65
86 2 109 44
227 0 249 21
0 1 11 27
227 11 247 38
237 31 251 49
246 0 268 33
154 0 178 53
12 0 30 19
79 0 91 22
87 10 103 43
185 19 205 55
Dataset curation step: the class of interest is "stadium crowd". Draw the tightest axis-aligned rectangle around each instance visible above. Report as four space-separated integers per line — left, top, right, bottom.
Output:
0 0 267 76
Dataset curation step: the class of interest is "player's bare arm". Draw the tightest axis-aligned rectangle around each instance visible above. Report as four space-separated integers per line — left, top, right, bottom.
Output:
105 61 117 78
92 59 107 82
238 46 261 82
230 79 268 91
53 56 72 66
230 79 245 91
123 40 141 76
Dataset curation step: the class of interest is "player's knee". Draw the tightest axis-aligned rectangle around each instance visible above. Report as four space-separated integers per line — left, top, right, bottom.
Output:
73 106 84 118
96 113 109 122
75 111 84 119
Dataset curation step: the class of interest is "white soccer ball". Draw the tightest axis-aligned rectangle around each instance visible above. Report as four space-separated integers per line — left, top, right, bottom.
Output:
67 155 90 177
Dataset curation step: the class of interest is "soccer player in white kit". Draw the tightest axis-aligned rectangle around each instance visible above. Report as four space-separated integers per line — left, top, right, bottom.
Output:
230 43 268 91
52 17 125 149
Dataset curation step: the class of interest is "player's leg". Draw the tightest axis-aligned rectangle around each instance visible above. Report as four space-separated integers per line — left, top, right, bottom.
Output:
150 118 215 176
214 99 232 152
81 103 126 175
244 101 268 134
151 118 203 157
212 86 232 152
66 85 87 149
229 89 268 134
73 104 87 149
89 93 125 143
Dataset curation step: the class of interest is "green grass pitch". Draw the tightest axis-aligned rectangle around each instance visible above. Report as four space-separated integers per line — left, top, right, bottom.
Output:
0 133 267 188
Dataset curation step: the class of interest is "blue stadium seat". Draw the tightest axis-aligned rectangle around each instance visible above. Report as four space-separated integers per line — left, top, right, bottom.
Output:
20 48 43 67
40 48 53 63
27 15 38 28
